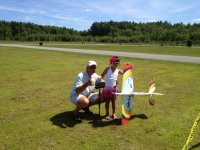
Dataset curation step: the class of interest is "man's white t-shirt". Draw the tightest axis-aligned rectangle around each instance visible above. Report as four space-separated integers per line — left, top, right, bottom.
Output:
70 71 99 97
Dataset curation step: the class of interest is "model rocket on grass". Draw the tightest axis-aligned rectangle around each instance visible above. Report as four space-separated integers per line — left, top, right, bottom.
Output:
114 63 164 125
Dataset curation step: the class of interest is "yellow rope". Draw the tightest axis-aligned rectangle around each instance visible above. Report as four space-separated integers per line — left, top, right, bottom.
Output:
182 113 200 150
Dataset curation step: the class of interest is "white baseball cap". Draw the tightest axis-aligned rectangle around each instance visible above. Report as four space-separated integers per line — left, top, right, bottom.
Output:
87 60 97 67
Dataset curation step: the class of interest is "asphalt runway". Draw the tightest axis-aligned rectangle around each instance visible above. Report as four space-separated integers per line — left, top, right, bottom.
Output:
0 44 200 64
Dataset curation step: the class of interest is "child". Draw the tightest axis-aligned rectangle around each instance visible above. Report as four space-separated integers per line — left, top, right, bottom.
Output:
100 56 123 120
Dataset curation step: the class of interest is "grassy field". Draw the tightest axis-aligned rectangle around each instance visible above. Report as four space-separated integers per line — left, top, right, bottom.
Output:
0 46 200 150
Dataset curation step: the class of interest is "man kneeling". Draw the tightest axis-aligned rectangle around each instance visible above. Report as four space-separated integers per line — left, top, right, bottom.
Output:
70 60 104 121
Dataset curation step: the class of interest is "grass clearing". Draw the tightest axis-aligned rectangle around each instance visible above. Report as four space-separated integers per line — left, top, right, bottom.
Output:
0 46 199 150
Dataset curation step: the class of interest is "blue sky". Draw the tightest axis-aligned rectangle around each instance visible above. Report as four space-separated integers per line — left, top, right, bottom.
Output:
0 0 200 31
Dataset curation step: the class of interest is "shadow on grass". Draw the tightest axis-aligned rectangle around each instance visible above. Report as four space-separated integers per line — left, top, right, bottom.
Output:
189 142 200 150
50 111 148 128
50 111 103 128
90 113 148 128
131 114 148 120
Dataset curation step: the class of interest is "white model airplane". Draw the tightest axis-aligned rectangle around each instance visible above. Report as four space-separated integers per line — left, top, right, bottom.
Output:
114 63 163 125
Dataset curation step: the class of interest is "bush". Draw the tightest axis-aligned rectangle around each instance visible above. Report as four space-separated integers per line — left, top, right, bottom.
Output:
39 41 43 46
187 40 192 47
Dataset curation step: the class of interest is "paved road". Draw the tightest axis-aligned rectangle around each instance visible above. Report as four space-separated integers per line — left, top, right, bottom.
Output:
1 44 200 64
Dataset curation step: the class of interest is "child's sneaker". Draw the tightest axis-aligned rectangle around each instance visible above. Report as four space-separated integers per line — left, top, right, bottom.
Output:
105 115 111 120
112 114 118 120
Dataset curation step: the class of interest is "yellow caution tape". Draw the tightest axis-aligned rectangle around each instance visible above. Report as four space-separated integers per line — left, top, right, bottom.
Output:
182 113 200 150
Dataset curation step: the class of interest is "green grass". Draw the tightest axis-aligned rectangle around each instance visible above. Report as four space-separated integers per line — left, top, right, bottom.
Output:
0 46 200 150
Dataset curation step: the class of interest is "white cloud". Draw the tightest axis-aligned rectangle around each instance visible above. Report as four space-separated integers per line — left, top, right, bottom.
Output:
0 6 47 15
83 9 92 12
168 6 193 13
147 19 156 23
193 18 200 22
0 6 27 13
24 16 34 22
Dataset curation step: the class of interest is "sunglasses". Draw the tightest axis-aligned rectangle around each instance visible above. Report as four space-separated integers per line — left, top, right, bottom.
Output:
89 66 96 69
113 61 119 64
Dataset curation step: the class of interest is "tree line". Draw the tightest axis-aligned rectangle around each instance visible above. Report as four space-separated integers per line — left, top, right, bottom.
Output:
0 20 200 45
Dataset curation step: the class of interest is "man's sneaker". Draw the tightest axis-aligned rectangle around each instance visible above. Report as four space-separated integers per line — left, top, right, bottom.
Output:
73 112 82 122
82 107 93 114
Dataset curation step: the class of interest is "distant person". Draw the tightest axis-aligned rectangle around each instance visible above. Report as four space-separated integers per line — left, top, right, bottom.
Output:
70 60 104 121
100 56 123 120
